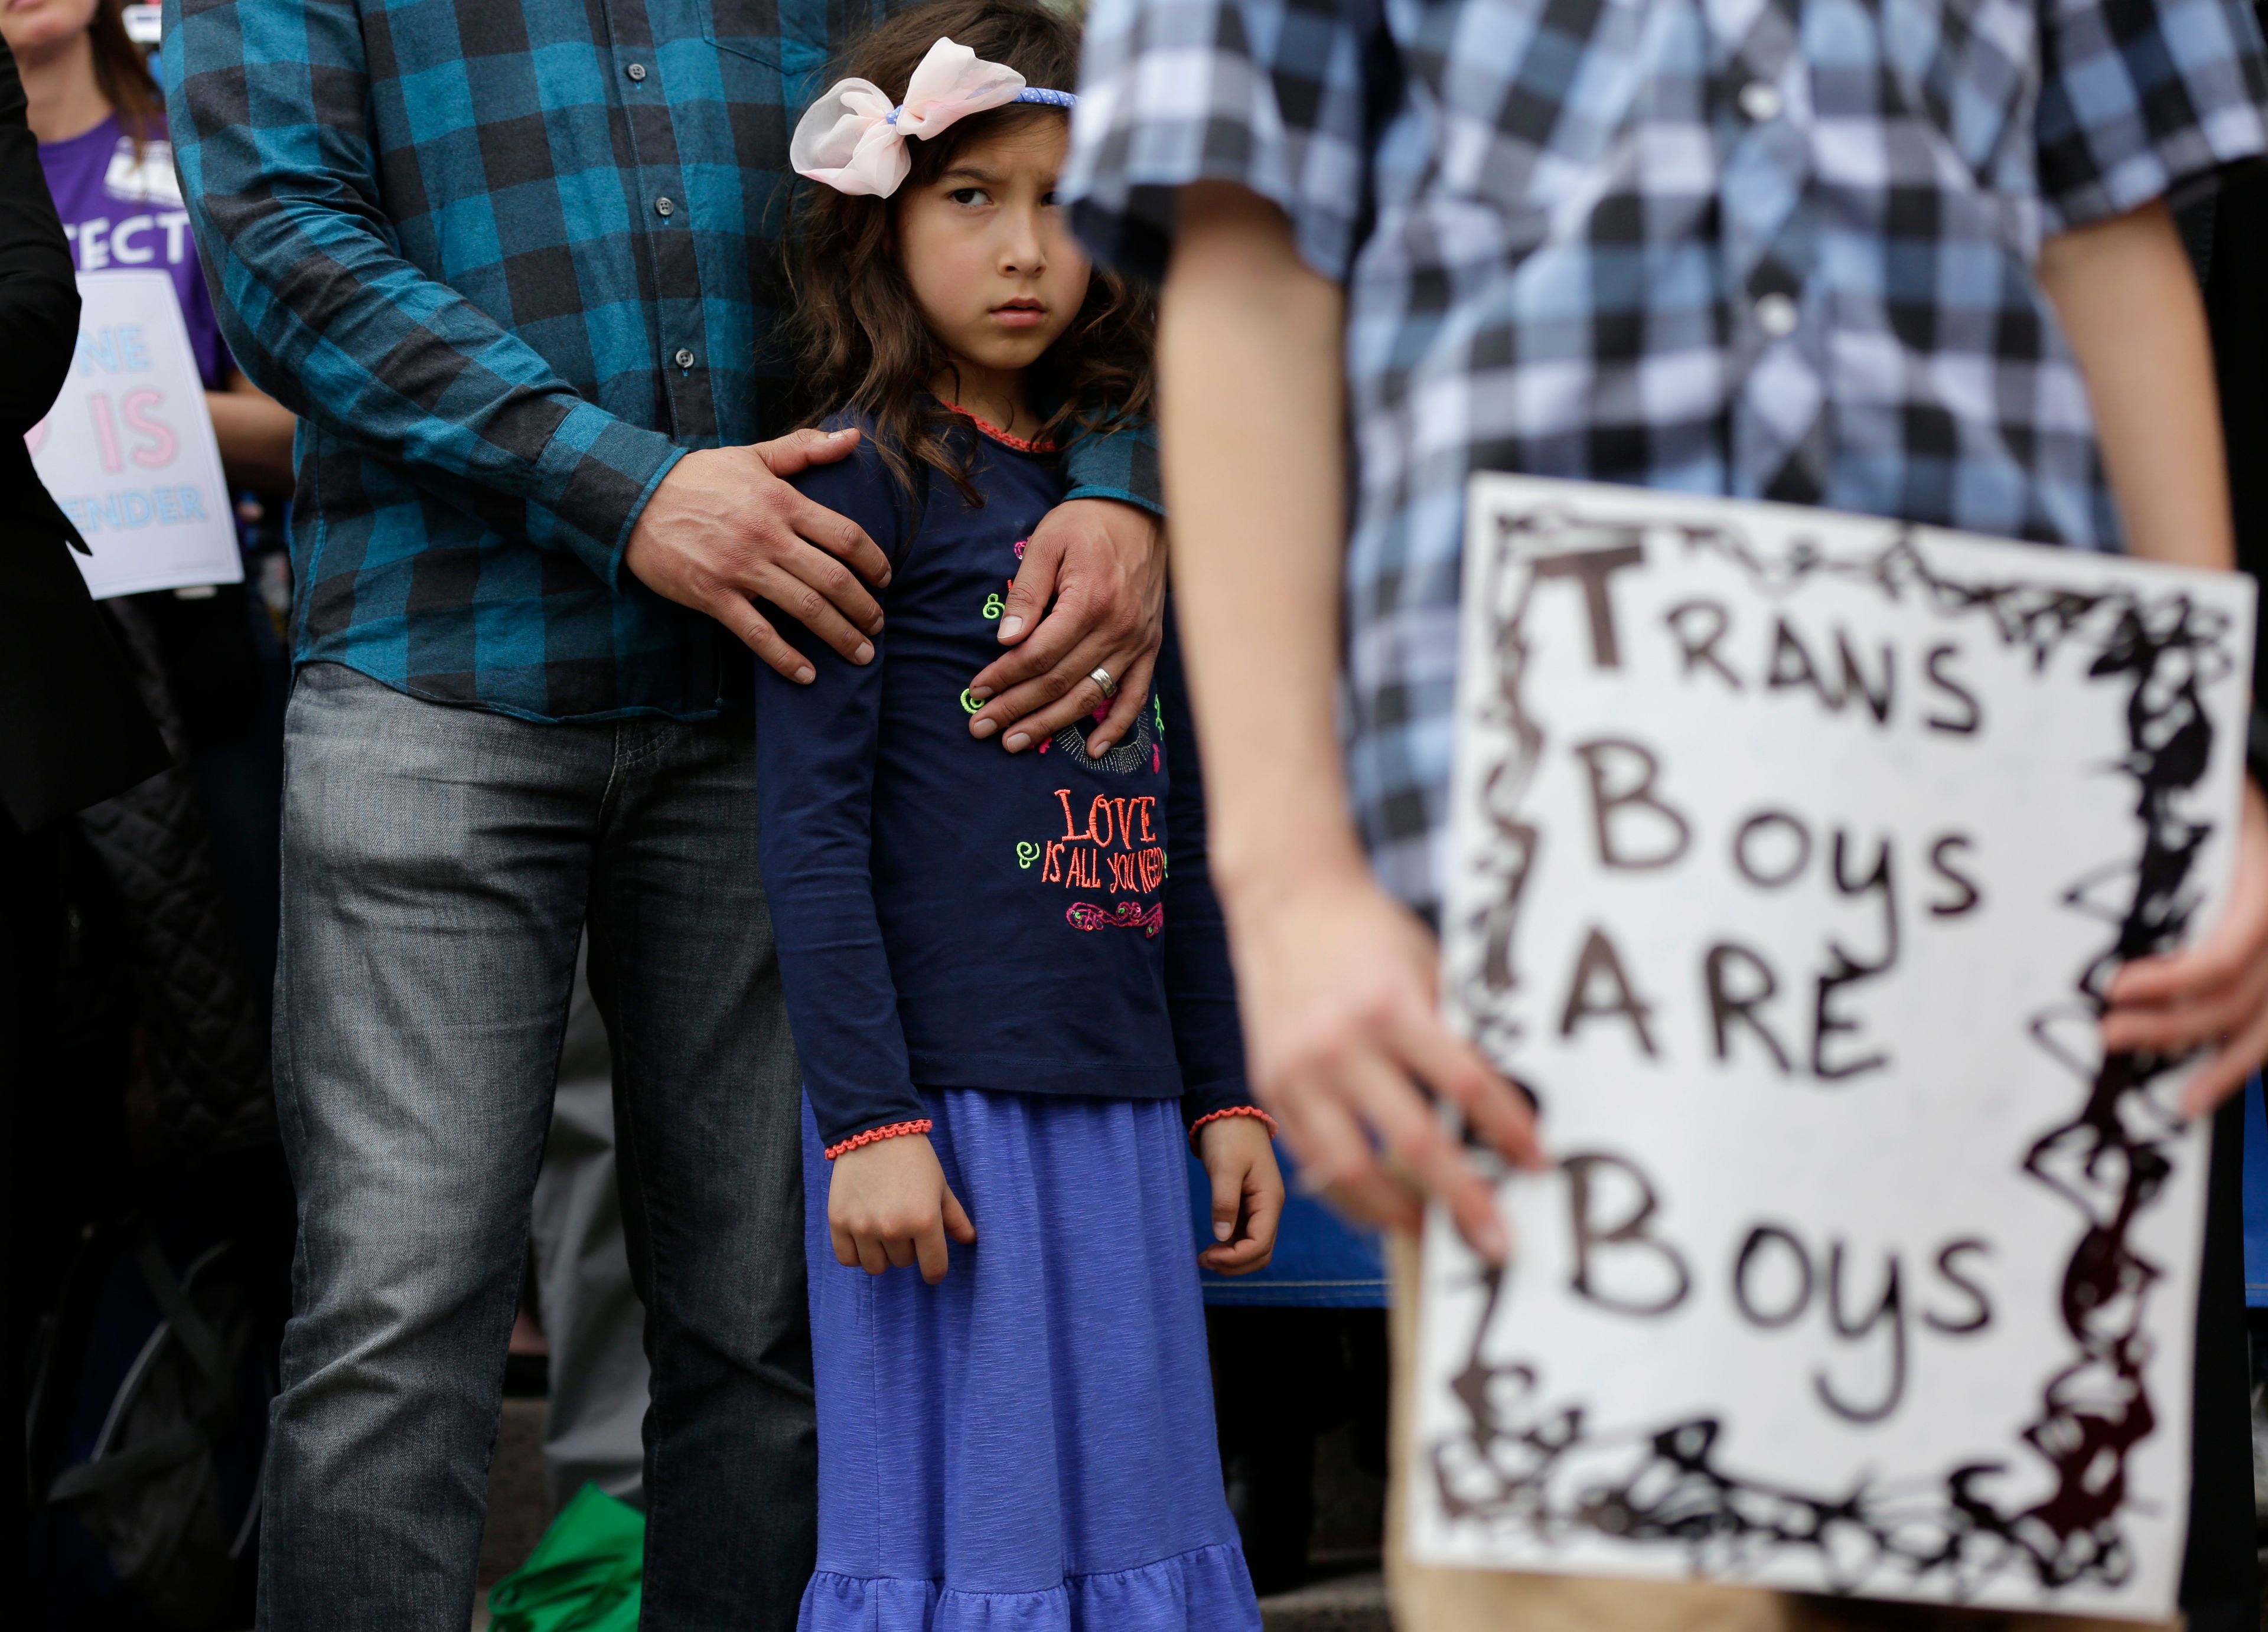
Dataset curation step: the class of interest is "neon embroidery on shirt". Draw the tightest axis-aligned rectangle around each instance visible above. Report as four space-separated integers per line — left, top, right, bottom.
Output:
1066 900 1164 936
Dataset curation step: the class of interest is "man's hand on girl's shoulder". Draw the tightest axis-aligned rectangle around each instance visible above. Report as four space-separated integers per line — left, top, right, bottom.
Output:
827 1132 976 1285
622 428 893 684
1195 1114 1285 1276
964 498 1166 757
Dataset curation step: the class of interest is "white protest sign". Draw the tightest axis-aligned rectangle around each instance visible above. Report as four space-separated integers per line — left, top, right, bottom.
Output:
1409 476 2256 1620
27 269 238 600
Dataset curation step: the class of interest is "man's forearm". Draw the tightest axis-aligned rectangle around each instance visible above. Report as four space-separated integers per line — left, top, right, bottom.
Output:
1159 184 1357 904
2041 200 2235 572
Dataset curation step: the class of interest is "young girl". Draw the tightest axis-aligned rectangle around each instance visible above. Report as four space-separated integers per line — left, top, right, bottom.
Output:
753 2 1280 1627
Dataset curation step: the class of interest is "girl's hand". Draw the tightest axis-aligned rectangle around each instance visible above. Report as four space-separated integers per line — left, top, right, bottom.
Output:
827 1134 977 1284
1195 1114 1285 1275
2103 779 2268 1116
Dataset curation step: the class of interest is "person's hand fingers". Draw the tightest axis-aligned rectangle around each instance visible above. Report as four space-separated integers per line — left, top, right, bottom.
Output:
942 1185 978 1245
975 632 1133 752
778 487 894 595
1084 646 1158 759
990 527 1064 646
831 1223 860 1269
2180 1003 2268 1118
964 610 1109 741
1199 1234 1273 1274
1205 1153 1245 1244
2102 965 2268 1056
1384 1006 1546 1172
964 560 1130 700
882 1232 918 1271
1199 1162 1283 1274
744 556 878 667
1340 1048 1510 1262
706 594 817 684
748 504 885 638
751 424 861 479
854 1233 889 1276
1244 1162 1283 1249
915 1216 951 1284
1279 1086 1423 1234
2109 792 2268 1009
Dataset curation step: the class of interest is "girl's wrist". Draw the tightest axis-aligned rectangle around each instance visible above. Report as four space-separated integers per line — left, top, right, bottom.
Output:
823 1118 933 1161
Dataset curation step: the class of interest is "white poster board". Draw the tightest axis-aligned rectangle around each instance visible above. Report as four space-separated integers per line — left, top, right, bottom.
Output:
1409 476 2256 1620
27 269 238 600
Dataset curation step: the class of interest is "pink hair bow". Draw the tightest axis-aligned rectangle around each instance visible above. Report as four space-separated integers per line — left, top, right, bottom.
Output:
789 37 1071 198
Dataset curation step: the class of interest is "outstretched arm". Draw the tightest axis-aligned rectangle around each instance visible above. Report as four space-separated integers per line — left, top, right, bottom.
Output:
2042 198 2268 1112
1157 182 1543 1262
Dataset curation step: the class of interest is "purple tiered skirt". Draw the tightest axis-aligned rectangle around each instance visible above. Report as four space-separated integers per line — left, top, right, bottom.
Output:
798 1088 1261 1632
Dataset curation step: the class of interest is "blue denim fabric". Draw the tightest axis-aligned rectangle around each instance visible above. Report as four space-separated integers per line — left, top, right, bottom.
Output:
263 662 808 1630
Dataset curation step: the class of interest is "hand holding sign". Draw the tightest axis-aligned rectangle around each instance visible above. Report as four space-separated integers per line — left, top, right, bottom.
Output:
26 269 237 600
1410 476 2256 1620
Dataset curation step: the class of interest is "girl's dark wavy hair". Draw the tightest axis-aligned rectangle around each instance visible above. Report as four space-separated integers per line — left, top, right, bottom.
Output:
787 0 1153 505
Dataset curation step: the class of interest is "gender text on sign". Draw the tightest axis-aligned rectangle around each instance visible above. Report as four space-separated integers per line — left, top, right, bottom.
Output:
1410 476 2256 1618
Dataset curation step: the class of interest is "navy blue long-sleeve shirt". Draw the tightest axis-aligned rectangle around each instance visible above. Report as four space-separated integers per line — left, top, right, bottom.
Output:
751 412 1250 1151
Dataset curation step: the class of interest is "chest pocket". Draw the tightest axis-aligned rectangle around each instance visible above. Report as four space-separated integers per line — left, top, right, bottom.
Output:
705 0 839 111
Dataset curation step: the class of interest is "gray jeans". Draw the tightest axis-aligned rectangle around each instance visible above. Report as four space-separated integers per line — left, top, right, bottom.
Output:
260 663 809 1631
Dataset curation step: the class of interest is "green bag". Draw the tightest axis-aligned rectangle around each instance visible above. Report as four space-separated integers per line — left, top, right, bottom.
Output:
484 1483 644 1632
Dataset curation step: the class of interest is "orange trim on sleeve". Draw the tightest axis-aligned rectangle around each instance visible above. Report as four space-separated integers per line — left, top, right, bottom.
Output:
824 1119 934 1160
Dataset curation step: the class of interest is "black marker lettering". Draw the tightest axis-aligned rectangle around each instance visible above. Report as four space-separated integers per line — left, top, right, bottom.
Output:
1732 810 1810 890
1923 642 1981 735
1927 833 1983 918
1813 956 1891 1082
1663 599 1742 691
1767 618 1832 709
1830 831 1898 971
1704 942 1791 1072
1924 1238 1993 1336
1835 631 1894 726
1558 926 1661 1059
1575 738 1691 870
1565 1152 1692 1317
1532 543 1646 669
1732 1225 1813 1329
1814 1242 1907 1424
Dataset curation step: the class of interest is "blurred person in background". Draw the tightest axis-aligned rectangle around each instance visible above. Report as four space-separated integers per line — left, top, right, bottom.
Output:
4 0 296 999
10 8 301 1624
0 4 166 1538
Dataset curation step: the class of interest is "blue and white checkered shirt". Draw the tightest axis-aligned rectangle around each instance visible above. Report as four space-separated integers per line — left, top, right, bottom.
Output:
165 0 1159 723
1064 0 2268 916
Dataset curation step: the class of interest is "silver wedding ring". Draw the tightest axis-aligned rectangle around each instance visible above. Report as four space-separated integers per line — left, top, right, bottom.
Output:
1089 665 1119 700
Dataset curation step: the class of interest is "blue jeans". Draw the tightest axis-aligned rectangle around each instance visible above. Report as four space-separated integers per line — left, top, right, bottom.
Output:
260 663 809 1631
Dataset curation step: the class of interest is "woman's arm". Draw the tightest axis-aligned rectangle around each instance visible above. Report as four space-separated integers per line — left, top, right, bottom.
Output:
1157 182 1543 1261
2041 197 2268 1112
205 371 297 495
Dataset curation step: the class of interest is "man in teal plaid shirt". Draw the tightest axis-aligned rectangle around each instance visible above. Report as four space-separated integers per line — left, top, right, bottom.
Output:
164 1 1167 1626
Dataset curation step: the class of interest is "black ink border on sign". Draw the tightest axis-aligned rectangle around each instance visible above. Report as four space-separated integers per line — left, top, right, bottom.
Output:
1434 505 2243 1602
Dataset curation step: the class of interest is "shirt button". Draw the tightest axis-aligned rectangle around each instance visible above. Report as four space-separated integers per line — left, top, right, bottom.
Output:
1754 293 1799 337
674 348 696 369
1738 80 1783 122
655 195 675 218
625 61 647 82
